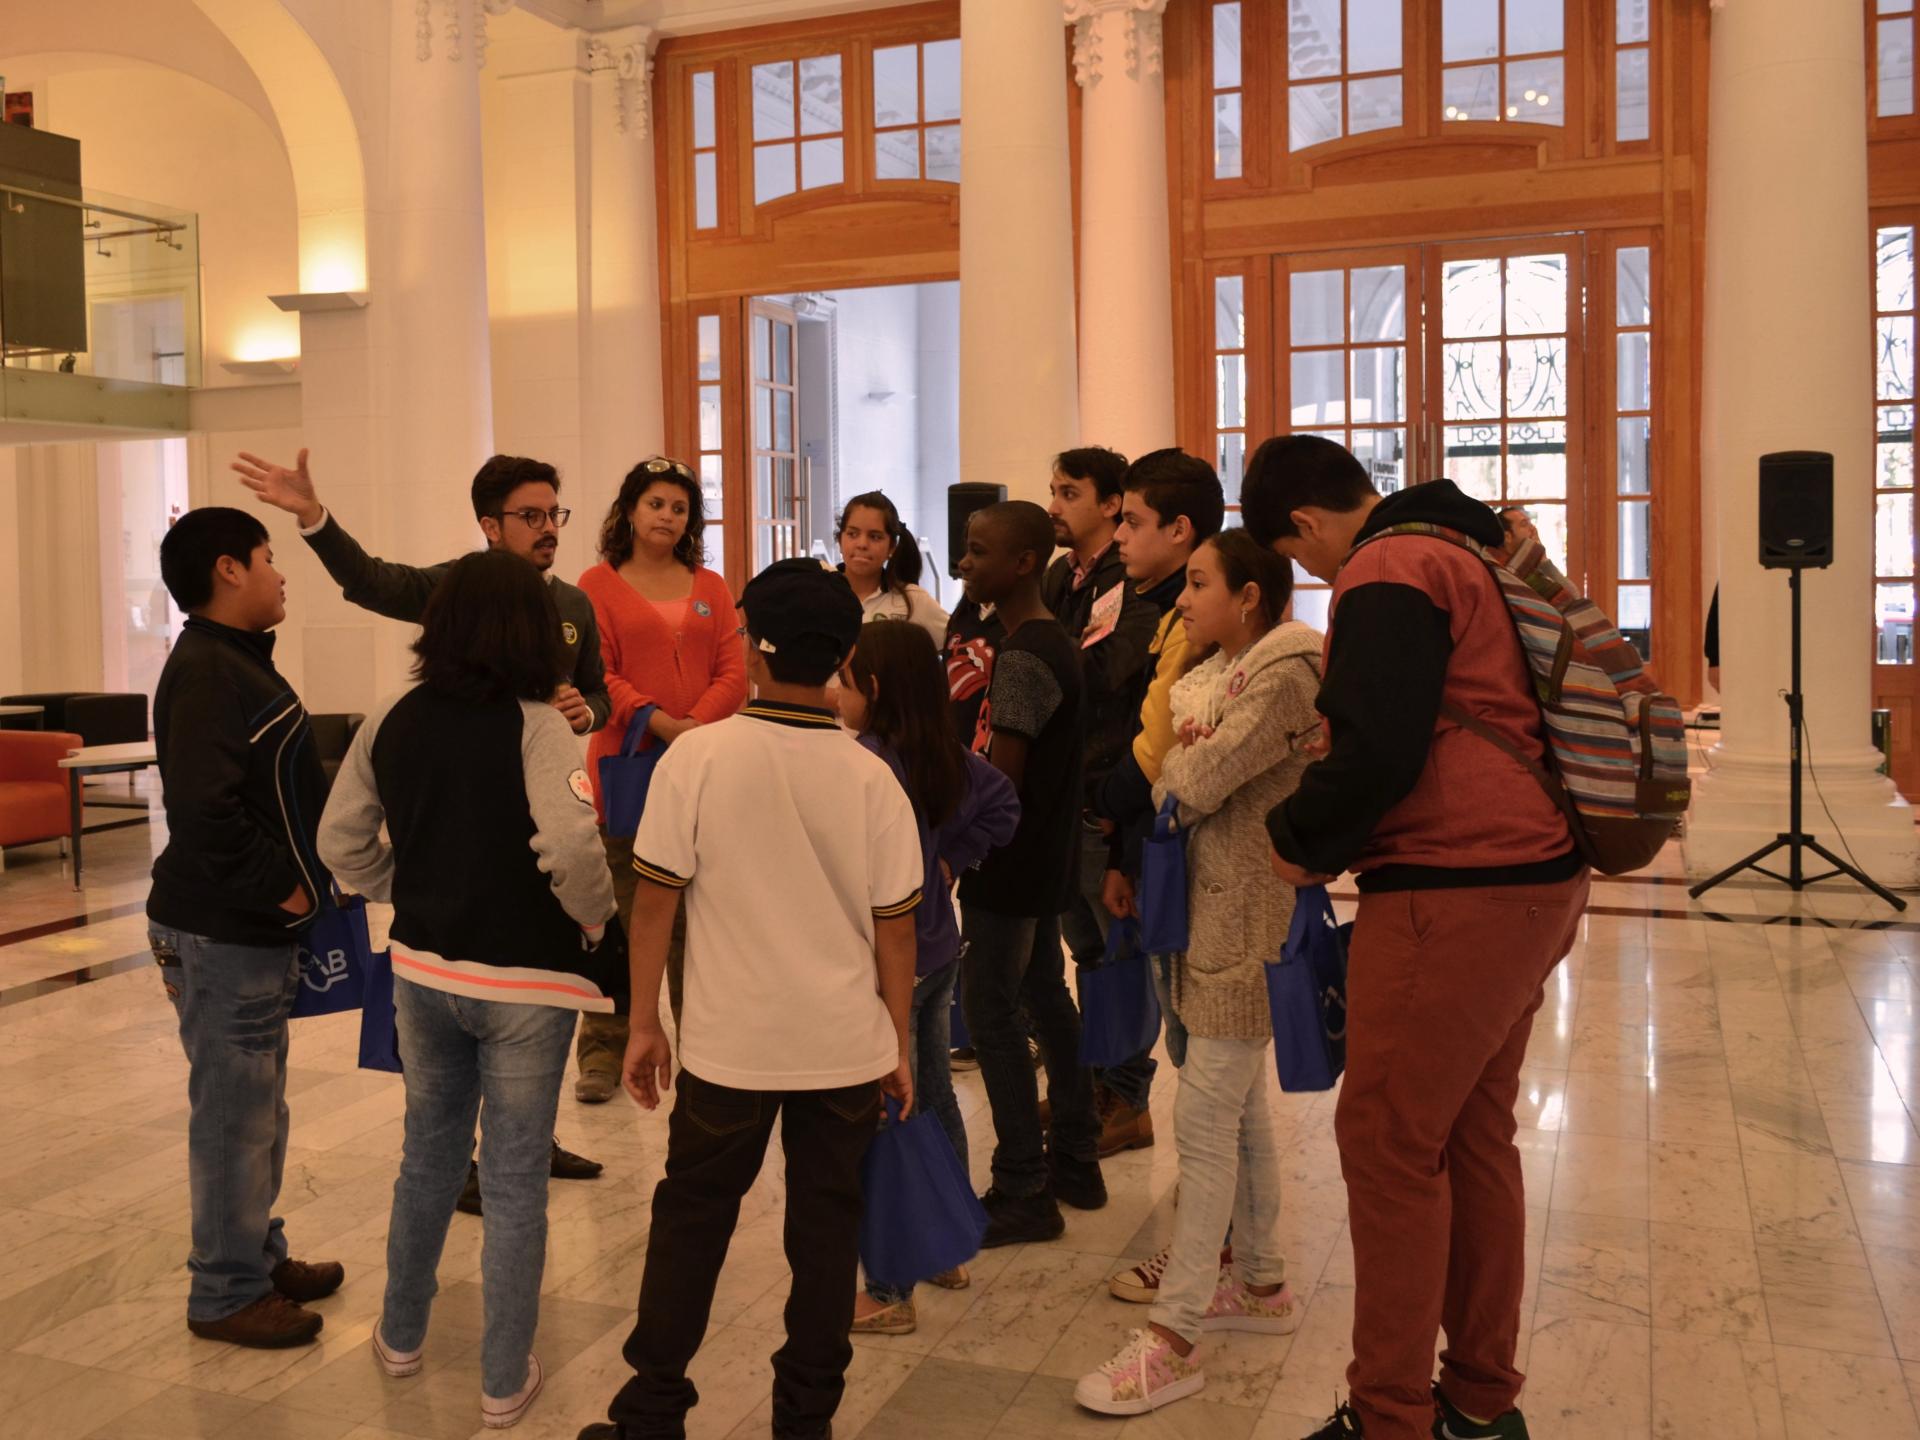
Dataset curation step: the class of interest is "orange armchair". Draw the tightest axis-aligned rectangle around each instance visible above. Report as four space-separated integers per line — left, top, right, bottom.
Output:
0 729 82 853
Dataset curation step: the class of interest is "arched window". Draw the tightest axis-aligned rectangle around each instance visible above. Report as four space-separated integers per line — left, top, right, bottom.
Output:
1441 0 1565 126
1286 0 1405 151
751 56 845 205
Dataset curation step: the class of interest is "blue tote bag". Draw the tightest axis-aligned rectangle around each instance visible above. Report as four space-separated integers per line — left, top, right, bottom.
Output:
1078 918 1161 1068
858 1097 988 1291
1137 797 1189 954
291 894 374 1019
1266 885 1350 1093
356 945 403 1074
598 704 662 839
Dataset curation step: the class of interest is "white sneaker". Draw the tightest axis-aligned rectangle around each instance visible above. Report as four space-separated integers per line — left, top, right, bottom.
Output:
372 1322 422 1377
481 1353 542 1429
1200 1275 1300 1334
1108 1245 1233 1303
1074 1327 1205 1416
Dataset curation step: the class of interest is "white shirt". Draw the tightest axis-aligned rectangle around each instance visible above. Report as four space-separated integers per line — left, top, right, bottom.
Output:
860 583 949 650
633 700 923 1090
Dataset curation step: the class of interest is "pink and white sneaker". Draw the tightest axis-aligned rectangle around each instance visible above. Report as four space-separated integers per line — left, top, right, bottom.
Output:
1201 1275 1300 1334
1074 1328 1205 1416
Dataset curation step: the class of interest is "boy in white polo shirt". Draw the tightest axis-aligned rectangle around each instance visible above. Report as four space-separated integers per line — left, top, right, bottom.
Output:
580 558 920 1440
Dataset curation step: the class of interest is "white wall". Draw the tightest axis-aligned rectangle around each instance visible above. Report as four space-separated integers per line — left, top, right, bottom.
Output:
915 280 961 598
832 283 923 539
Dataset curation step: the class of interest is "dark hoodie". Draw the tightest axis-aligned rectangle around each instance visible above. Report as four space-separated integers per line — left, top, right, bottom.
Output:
1265 479 1578 891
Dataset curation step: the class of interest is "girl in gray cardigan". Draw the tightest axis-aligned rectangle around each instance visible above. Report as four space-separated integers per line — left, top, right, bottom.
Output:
1077 530 1323 1418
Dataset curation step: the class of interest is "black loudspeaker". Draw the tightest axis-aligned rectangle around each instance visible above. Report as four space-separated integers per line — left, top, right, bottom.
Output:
1758 451 1834 569
947 482 1007 578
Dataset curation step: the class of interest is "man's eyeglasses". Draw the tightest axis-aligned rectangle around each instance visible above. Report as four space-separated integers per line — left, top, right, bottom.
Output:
496 507 572 531
640 456 698 483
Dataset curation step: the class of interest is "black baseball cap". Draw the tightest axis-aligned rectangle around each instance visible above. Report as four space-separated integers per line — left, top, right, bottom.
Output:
740 558 863 671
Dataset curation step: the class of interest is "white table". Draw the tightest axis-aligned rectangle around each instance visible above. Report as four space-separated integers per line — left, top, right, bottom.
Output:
59 741 158 889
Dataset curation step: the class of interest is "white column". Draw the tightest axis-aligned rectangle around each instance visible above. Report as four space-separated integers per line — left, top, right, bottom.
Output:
959 0 1080 506
1685 0 1917 888
1068 0 1175 460
582 24 666 534
371 0 498 689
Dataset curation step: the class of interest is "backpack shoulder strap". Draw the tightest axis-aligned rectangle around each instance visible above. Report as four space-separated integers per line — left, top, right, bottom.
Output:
1439 699 1578 829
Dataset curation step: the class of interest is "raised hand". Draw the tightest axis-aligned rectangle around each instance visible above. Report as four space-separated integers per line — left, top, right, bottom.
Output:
233 448 324 530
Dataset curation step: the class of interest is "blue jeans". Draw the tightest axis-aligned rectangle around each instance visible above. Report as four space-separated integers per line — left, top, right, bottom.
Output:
1058 827 1159 1110
152 927 299 1323
382 977 576 1399
960 904 1099 1196
868 961 968 1305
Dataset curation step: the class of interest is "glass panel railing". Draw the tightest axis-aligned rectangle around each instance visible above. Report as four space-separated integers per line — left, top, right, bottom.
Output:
0 182 201 399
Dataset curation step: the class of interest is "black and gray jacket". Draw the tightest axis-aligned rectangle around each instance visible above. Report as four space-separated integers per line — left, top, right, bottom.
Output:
148 617 331 946
318 685 621 1010
1043 544 1165 809
302 509 611 733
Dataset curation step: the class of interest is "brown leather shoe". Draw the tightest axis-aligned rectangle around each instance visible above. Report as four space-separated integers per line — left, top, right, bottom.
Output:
188 1292 323 1348
1096 1094 1154 1159
270 1257 345 1303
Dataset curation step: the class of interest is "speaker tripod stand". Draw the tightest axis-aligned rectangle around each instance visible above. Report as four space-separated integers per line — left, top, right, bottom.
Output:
1689 567 1907 910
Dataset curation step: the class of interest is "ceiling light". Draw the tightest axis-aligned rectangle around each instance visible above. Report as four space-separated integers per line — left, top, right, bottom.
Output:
1537 93 1551 106
1524 89 1537 101
1445 105 1459 119
1506 105 1519 117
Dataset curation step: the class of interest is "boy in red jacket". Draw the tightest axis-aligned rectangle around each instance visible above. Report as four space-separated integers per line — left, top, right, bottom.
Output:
1243 436 1590 1440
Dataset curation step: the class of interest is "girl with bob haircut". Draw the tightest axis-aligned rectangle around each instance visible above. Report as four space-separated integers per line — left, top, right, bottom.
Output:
319 548 620 1432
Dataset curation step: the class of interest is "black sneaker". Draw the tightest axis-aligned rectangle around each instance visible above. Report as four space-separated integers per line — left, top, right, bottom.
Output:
575 1425 621 1439
550 1137 603 1180
1433 1384 1529 1439
951 1046 979 1072
1302 1402 1365 1438
1048 1151 1107 1211
979 1186 1065 1247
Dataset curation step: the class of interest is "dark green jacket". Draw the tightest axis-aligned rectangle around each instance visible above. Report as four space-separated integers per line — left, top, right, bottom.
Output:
303 511 611 733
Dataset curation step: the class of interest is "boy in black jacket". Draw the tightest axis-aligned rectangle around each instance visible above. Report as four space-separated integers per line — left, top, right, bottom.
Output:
148 507 344 1350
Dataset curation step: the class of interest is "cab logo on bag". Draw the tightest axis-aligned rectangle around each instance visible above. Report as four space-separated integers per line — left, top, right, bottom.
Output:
562 621 579 645
298 945 352 993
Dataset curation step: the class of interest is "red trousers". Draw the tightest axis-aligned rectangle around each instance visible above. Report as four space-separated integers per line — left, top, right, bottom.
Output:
1336 872 1590 1440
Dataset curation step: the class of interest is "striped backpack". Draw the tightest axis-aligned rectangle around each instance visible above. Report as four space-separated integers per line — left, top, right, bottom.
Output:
1351 523 1691 876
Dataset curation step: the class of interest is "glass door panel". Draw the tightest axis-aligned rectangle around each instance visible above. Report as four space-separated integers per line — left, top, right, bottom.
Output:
1428 239 1583 577
1274 245 1420 628
748 298 805 572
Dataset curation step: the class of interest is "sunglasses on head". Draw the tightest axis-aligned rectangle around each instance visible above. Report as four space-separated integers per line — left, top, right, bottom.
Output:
640 456 698 483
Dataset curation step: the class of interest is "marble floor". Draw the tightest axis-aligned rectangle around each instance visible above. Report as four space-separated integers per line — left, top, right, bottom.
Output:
3 779 1920 1439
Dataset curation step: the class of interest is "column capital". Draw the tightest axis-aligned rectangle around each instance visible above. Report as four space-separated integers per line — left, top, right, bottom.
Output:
1064 0 1169 88
586 25 657 139
413 0 518 68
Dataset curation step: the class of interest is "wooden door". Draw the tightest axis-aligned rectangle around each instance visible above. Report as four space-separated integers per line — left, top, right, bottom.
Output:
748 298 806 571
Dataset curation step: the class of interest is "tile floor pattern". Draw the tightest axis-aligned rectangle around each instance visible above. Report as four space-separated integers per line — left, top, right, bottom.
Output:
3 784 1920 1438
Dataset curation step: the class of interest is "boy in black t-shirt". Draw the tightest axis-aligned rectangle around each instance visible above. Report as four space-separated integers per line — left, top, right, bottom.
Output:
954 501 1104 1247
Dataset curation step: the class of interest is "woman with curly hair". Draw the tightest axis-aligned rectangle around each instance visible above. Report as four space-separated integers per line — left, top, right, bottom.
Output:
574 457 747 1101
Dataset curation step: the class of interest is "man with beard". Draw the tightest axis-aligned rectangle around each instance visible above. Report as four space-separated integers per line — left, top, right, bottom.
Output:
234 448 609 739
235 447 610 1202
